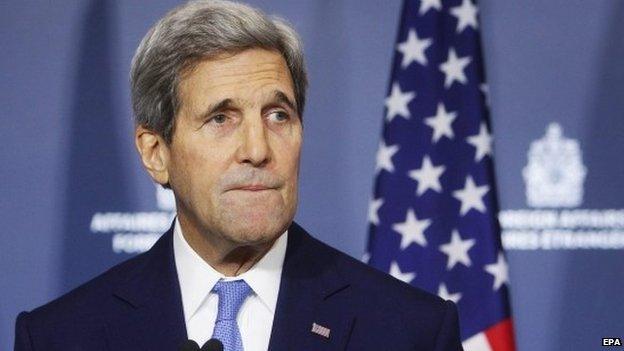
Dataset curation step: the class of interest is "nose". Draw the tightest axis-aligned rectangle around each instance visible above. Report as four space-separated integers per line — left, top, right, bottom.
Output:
235 117 271 167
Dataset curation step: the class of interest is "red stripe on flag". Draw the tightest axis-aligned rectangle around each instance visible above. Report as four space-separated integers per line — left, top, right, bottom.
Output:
485 318 516 351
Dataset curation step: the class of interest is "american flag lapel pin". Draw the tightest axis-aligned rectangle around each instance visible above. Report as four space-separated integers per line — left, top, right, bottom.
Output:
311 322 331 339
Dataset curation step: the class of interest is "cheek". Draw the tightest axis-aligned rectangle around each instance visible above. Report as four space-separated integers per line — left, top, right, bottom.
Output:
279 143 302 198
278 126 302 168
170 141 227 197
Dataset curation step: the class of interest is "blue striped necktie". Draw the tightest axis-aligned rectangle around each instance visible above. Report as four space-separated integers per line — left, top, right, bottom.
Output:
211 280 252 351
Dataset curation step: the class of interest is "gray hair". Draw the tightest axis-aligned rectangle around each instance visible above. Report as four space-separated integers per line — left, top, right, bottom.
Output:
130 0 307 143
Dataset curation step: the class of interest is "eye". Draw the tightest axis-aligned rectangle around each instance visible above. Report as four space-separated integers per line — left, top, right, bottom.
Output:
267 111 290 123
209 114 227 124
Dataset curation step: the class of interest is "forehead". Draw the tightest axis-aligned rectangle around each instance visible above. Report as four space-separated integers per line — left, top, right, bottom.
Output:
178 48 294 109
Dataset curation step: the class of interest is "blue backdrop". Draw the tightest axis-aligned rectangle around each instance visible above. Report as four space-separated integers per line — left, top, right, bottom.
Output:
2 1 624 350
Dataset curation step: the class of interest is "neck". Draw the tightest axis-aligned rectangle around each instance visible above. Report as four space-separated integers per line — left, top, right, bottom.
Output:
177 216 277 277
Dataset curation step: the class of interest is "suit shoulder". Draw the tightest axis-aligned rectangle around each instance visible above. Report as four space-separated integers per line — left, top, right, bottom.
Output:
308 234 448 312
23 250 149 324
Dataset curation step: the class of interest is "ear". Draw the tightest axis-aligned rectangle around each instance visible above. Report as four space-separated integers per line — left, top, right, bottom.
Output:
135 125 170 186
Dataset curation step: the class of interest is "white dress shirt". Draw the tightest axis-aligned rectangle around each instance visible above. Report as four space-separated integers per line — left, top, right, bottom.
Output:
173 218 287 351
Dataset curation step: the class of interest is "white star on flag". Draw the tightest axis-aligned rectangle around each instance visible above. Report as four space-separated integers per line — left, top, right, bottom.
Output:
389 261 416 283
438 283 462 304
450 0 479 33
485 252 510 291
439 230 476 270
419 0 442 15
467 122 493 162
439 48 471 88
408 156 446 195
453 176 489 215
392 208 431 249
397 29 432 68
375 140 399 173
384 82 416 121
368 197 384 225
425 103 457 142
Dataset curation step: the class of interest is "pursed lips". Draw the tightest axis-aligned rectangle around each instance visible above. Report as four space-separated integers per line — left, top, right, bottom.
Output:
229 184 276 191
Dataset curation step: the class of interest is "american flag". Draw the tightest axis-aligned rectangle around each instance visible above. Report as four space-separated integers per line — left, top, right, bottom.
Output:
365 0 516 350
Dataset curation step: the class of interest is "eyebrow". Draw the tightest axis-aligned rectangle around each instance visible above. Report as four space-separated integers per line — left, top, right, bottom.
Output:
272 90 297 113
198 98 234 121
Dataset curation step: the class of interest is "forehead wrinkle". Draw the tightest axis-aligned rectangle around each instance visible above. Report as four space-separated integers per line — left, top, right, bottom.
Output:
200 66 288 90
207 50 286 70
200 74 286 93
193 71 292 106
182 76 281 111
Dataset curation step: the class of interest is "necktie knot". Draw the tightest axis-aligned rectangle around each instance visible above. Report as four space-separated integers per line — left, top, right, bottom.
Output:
213 280 252 321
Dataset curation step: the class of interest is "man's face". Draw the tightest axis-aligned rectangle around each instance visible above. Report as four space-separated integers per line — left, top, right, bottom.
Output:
166 48 302 246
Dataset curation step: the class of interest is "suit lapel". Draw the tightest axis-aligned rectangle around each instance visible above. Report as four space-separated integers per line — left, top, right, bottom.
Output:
106 225 187 351
269 222 355 351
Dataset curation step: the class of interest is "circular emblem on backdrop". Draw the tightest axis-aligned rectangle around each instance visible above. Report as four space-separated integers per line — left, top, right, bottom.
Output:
500 122 624 250
523 123 587 208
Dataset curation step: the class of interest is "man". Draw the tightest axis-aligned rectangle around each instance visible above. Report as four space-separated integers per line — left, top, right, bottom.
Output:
15 1 463 350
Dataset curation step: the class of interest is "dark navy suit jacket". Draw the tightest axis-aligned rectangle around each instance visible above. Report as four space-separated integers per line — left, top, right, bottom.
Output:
15 222 463 350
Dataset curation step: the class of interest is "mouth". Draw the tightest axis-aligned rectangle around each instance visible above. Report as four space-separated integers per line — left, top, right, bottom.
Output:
230 184 275 192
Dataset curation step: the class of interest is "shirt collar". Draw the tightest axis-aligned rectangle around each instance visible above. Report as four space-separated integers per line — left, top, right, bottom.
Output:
173 217 287 322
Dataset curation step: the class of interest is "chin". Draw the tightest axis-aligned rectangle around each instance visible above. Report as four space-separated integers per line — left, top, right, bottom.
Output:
218 211 292 245
221 223 284 246
213 192 297 245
